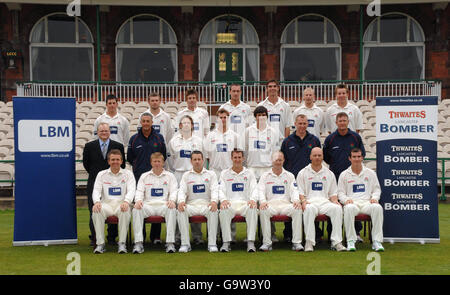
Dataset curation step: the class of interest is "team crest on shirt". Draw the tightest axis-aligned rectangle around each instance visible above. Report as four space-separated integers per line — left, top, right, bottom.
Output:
163 181 168 186
205 178 209 183
322 176 327 181
350 143 355 148
308 144 313 149
244 176 248 181
364 177 369 182
153 143 159 147
283 180 288 185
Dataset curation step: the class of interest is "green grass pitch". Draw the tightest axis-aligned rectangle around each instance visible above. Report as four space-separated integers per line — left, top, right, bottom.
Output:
0 204 449 275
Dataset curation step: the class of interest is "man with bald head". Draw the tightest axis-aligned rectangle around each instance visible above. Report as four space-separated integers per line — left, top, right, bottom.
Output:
292 88 325 138
296 147 346 252
257 151 303 252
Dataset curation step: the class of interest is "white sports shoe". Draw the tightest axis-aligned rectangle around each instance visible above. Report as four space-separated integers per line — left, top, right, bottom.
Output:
292 243 304 252
208 245 219 252
93 244 105 254
132 242 144 254
372 241 385 252
178 245 191 253
220 242 231 252
259 243 272 252
304 241 314 252
117 242 127 254
247 241 256 253
166 243 176 253
347 240 356 252
331 242 347 252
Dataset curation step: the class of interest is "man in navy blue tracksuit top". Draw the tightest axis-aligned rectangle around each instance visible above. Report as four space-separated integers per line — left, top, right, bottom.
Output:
128 113 167 244
323 112 365 181
280 114 321 241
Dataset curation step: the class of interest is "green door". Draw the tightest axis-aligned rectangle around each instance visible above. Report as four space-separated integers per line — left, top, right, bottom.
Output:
215 48 243 82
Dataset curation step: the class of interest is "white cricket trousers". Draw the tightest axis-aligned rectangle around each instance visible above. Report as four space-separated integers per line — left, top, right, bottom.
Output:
259 200 303 245
177 200 219 247
92 200 131 245
343 200 383 243
219 200 258 243
132 203 177 244
303 199 343 246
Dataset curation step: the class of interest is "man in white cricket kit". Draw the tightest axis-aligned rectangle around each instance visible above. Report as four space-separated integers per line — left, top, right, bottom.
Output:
93 94 130 148
325 84 363 134
292 87 325 138
91 149 136 254
297 147 346 252
177 151 220 253
204 108 240 179
245 106 283 181
258 151 303 252
218 149 258 253
132 152 178 254
168 115 203 183
175 88 210 139
139 92 174 146
219 83 253 147
338 147 384 252
256 79 293 141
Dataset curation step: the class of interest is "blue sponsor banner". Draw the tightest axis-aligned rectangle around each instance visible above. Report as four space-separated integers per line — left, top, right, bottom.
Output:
13 97 77 246
376 96 439 243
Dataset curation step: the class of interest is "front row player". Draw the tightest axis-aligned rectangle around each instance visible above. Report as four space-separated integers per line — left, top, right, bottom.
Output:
218 149 259 253
258 151 304 252
92 149 136 254
297 147 346 252
177 151 220 253
338 148 384 252
132 152 178 254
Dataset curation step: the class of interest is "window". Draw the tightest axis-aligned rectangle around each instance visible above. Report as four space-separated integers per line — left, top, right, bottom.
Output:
29 13 94 81
363 13 425 80
199 15 259 82
116 14 177 81
281 14 341 81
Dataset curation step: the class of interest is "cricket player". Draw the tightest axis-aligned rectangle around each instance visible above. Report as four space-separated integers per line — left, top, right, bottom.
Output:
175 88 210 138
177 151 220 253
338 148 384 252
218 149 258 253
91 149 136 254
292 87 326 138
203 108 240 178
297 147 346 252
132 152 178 254
258 151 303 252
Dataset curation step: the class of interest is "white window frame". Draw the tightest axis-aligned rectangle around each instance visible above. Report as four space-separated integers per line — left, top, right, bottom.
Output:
29 12 95 81
198 14 260 82
280 14 342 81
363 12 425 80
115 14 178 82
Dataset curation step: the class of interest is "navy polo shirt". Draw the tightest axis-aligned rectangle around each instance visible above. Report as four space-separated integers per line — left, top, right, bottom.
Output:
323 128 365 180
127 127 167 181
281 131 321 177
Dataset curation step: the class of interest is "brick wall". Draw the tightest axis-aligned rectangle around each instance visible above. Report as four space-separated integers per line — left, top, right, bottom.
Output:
0 3 448 101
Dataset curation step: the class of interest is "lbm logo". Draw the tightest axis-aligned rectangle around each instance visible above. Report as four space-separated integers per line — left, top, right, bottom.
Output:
18 120 73 152
40 126 70 137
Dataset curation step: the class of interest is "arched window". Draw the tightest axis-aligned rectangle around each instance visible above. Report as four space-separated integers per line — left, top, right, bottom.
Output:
363 13 425 80
199 15 259 82
116 14 177 82
30 13 94 81
281 14 341 81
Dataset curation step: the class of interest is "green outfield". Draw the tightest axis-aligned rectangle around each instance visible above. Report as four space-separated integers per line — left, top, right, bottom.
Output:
0 204 449 275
